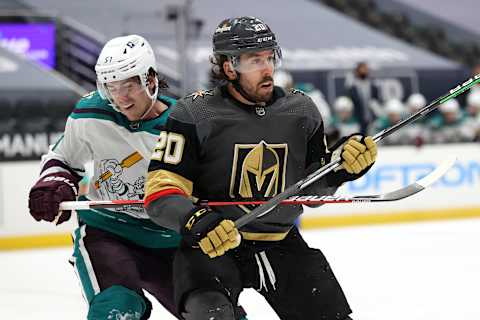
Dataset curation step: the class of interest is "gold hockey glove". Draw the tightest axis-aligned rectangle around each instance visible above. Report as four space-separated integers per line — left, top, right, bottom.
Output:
327 134 377 186
340 136 377 174
198 220 240 258
182 207 241 258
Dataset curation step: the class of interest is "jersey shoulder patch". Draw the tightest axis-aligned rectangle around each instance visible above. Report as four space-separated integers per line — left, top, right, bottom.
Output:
289 88 306 96
171 88 222 123
185 89 215 102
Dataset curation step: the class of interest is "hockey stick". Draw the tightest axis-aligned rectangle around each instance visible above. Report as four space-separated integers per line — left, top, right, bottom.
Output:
198 155 455 207
211 156 454 206
58 76 477 226
233 75 479 228
58 157 454 210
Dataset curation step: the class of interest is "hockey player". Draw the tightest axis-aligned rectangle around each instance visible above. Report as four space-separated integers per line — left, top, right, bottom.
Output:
464 91 480 141
28 34 181 319
145 16 377 320
328 96 361 143
372 99 406 145
403 93 431 146
429 98 470 143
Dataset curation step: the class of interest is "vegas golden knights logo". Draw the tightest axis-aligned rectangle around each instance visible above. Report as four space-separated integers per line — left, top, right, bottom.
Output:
229 141 288 199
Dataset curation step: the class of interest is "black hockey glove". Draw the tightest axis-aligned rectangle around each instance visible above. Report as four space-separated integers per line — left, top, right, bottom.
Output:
327 134 377 186
181 207 241 258
28 172 79 225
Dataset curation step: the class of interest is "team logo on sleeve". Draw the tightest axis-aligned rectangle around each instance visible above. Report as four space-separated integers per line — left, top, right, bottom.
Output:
186 89 214 101
229 141 288 199
290 88 305 95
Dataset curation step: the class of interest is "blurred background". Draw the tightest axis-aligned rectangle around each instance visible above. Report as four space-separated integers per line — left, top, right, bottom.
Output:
0 1 479 318
1 0 479 247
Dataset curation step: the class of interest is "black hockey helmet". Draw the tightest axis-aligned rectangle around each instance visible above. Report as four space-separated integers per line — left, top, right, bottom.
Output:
213 16 281 57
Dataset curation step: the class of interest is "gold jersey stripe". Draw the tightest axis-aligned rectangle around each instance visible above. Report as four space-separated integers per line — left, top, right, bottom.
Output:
146 169 193 197
240 230 289 241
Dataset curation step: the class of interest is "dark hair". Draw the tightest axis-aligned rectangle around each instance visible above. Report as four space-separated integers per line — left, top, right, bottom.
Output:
209 54 230 85
355 61 368 71
148 68 168 89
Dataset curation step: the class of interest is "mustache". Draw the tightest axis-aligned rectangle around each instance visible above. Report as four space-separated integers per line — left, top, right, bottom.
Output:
259 76 274 86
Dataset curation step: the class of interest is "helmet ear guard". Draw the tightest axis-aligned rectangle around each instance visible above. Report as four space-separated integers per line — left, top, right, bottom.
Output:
95 35 159 108
145 76 159 101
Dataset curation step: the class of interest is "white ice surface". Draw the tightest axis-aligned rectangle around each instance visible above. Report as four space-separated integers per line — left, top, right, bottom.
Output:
1 218 479 319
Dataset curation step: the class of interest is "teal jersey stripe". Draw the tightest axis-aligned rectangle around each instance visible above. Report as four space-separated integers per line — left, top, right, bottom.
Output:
72 226 97 302
51 134 64 151
76 198 181 249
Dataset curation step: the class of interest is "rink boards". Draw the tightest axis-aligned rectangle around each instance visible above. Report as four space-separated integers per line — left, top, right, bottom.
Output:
301 143 480 228
0 143 479 249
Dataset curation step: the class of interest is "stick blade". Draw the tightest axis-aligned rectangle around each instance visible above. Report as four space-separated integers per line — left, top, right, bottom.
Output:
378 156 456 201
416 156 456 188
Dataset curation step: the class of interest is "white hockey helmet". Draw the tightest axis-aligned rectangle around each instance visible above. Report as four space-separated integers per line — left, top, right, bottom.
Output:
95 34 158 107
439 98 460 113
466 91 480 109
385 99 404 114
334 96 353 112
406 93 426 111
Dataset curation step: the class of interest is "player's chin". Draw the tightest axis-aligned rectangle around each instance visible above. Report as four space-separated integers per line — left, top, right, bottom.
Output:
123 109 141 121
256 90 273 102
256 85 273 100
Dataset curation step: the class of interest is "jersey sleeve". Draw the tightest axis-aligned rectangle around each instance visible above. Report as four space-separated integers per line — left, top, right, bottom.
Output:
302 95 339 199
145 100 201 204
144 100 201 231
38 111 92 181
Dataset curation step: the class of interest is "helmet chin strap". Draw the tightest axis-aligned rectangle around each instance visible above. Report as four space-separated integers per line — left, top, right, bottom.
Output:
139 78 159 121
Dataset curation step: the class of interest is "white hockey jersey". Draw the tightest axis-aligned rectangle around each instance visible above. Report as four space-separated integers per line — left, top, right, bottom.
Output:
40 91 180 248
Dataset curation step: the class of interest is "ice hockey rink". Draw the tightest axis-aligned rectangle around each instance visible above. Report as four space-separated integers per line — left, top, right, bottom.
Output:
1 218 479 320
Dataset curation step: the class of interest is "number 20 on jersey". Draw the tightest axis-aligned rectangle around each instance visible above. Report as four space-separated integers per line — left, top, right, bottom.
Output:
151 131 185 164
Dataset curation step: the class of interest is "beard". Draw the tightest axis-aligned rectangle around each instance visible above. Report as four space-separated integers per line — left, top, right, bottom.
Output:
239 76 274 103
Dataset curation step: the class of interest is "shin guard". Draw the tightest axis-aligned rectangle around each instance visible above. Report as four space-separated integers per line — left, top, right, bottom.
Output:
87 285 149 320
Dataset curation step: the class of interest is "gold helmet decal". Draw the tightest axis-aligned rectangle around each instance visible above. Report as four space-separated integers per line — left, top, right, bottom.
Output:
230 141 288 199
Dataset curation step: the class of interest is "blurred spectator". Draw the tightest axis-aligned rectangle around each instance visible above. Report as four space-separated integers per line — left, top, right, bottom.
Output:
273 69 294 90
429 98 471 143
403 93 431 146
406 93 427 112
372 99 407 145
470 63 480 93
464 91 480 141
345 62 382 135
274 69 332 126
327 96 360 144
295 82 332 128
